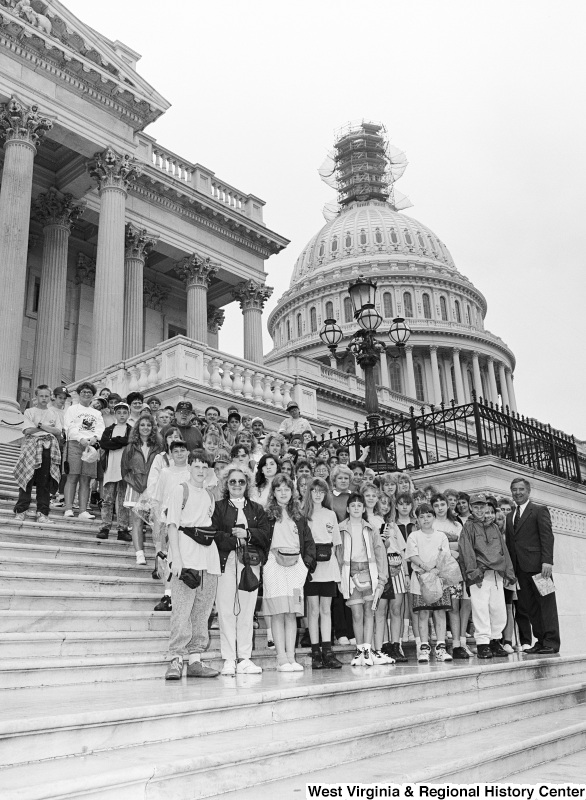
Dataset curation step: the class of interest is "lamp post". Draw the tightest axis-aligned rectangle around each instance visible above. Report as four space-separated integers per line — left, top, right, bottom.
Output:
319 276 412 428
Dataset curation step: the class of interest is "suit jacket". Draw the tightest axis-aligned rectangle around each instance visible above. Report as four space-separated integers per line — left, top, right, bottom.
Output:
505 500 554 574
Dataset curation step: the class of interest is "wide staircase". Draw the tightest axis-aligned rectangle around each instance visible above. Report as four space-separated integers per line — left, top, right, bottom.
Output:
0 456 585 798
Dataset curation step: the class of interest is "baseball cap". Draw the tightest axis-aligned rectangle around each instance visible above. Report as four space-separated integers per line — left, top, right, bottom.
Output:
228 412 241 422
251 416 264 426
147 396 161 405
469 493 488 505
113 401 130 411
176 401 193 412
53 386 69 398
286 401 299 412
214 449 231 464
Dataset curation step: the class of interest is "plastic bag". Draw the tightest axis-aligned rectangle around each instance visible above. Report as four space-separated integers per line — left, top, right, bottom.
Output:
419 570 444 604
435 549 463 588
134 494 155 524
80 445 99 464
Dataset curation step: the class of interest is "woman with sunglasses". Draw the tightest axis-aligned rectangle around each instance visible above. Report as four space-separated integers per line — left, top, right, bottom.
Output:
212 467 270 675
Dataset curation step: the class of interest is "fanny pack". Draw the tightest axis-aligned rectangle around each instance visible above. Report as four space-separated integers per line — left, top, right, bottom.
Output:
179 568 201 589
237 543 262 567
180 526 216 547
315 543 333 562
274 548 300 567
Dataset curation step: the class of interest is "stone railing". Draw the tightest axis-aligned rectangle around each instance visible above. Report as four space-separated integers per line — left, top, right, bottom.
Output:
68 337 298 412
210 180 247 212
151 145 193 183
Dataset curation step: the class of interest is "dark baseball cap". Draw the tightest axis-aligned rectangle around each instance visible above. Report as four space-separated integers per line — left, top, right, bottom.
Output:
469 493 488 505
53 386 69 398
176 401 193 412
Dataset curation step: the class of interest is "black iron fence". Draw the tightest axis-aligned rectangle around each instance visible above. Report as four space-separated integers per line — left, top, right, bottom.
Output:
321 394 582 483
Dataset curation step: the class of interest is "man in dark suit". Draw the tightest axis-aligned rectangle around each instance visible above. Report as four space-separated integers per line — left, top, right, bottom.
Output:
505 477 560 654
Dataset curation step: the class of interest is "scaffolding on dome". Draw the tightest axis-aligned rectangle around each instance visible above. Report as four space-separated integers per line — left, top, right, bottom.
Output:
318 120 413 221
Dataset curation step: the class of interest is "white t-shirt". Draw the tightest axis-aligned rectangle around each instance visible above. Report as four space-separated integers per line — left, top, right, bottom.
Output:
64 403 105 443
349 518 368 563
23 406 61 439
405 529 450 595
166 483 220 573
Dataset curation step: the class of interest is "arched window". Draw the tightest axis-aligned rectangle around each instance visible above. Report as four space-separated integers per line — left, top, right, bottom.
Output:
345 233 352 248
422 293 432 319
310 307 317 333
454 300 462 323
318 242 325 258
417 233 425 249
325 300 334 319
440 296 448 321
415 363 425 402
374 229 383 244
404 230 413 246
343 296 353 323
359 230 367 245
403 292 414 318
383 292 393 319
390 228 398 244
296 313 302 338
331 235 338 253
389 360 402 394
466 304 471 325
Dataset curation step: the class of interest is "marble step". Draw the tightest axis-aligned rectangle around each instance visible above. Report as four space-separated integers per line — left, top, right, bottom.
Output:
1 664 585 799
0 609 171 634
0 587 163 612
0 553 165 579
0 569 165 595
0 540 157 567
0 630 170 658
0 525 157 552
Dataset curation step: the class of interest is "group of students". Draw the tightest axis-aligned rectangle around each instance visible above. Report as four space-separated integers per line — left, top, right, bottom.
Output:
13 383 549 681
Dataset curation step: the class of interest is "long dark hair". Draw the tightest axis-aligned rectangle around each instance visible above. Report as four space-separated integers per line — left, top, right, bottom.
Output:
128 416 159 448
255 453 281 489
431 492 459 523
266 473 302 521
301 477 332 519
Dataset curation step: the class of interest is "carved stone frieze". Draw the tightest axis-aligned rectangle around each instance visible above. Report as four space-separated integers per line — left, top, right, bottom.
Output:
125 222 158 261
232 279 273 311
0 94 52 147
32 188 85 228
207 305 225 334
75 252 95 287
175 252 218 289
143 279 169 311
88 147 142 193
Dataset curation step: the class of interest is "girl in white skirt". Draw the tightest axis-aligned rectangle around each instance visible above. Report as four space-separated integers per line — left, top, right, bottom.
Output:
262 474 316 672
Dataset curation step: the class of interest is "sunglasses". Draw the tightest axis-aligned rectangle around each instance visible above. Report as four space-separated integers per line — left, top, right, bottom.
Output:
228 479 246 486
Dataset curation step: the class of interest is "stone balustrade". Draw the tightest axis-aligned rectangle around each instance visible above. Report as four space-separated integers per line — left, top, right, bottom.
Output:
151 146 193 183
210 180 247 212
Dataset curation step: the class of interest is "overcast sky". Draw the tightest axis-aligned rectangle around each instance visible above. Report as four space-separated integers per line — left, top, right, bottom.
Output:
67 0 586 439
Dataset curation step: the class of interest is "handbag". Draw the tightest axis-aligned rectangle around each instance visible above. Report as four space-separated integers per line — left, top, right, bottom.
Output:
238 544 260 593
274 548 300 567
315 543 333 562
179 568 201 589
237 543 262 567
180 526 216 547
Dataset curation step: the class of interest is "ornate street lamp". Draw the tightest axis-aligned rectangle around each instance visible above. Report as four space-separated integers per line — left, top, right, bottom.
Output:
319 275 412 427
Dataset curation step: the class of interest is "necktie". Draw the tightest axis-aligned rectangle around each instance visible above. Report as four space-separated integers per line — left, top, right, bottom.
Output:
514 506 521 531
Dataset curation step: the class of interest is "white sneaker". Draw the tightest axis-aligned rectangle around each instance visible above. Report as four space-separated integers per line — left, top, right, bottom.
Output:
362 646 374 666
277 662 295 672
337 636 350 646
349 638 357 645
464 644 475 657
221 660 236 676
434 644 453 662
236 659 262 674
37 514 55 525
350 649 364 666
136 552 147 566
14 512 25 522
288 661 304 672
521 643 533 652
502 643 514 654
418 644 431 663
63 510 74 518
371 649 394 665
78 511 95 520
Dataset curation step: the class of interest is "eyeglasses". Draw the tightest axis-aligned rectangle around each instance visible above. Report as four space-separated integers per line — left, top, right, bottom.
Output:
228 479 246 486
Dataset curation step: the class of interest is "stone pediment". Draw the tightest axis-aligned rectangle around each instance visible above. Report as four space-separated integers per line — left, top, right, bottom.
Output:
0 0 170 130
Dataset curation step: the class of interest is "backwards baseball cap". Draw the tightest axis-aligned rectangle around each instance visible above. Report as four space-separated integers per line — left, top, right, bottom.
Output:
175 401 193 412
214 448 231 464
469 493 488 505
53 386 69 398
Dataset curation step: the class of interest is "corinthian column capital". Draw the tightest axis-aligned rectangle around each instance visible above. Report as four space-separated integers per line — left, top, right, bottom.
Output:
88 146 142 192
32 188 85 228
207 305 225 334
143 279 169 311
175 252 218 288
125 222 159 261
232 279 273 311
0 95 52 149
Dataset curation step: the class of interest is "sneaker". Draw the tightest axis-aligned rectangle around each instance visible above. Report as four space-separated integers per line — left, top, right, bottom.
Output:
210 616 220 630
521 643 533 652
311 651 324 669
390 642 407 663
63 510 74 518
78 511 95 521
336 636 350 646
117 529 132 542
267 640 275 650
37 514 55 525
299 630 311 648
464 644 475 657
322 649 343 669
362 646 374 666
14 512 25 522
434 644 453 662
289 661 304 672
490 639 510 657
371 649 394 665
96 527 109 540
136 552 147 566
277 662 294 672
502 643 515 654
452 646 470 659
50 499 64 509
350 648 364 666
185 661 219 678
349 638 357 645
477 644 493 659
418 643 431 663
154 595 172 611
236 659 262 674
165 657 183 680
90 490 101 507
221 659 236 676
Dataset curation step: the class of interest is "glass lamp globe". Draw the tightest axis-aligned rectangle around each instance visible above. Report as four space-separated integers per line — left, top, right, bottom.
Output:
348 275 377 318
388 316 411 347
357 306 383 332
319 318 343 349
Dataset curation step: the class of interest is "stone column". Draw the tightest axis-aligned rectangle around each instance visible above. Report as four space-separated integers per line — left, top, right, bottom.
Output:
487 357 499 403
472 351 483 399
123 223 158 359
429 345 442 405
207 306 225 350
88 147 141 372
452 348 465 404
461 358 470 402
498 362 510 409
506 369 518 412
404 345 416 399
233 279 274 364
31 189 85 388
379 350 390 388
176 253 219 343
0 96 52 413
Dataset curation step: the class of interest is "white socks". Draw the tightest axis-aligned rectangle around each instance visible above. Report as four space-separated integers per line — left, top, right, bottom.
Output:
188 654 201 665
